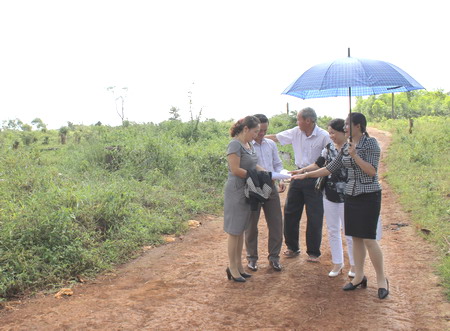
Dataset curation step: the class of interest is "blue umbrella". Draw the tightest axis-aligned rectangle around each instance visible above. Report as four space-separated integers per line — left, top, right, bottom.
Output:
282 49 425 137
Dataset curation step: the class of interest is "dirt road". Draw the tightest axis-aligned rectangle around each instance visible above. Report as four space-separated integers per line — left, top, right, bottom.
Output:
1 128 449 330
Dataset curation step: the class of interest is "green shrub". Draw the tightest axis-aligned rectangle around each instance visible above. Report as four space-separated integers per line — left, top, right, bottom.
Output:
0 120 230 299
373 116 450 298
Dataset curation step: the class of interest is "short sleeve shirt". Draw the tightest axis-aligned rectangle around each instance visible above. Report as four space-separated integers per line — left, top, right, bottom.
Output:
276 125 332 168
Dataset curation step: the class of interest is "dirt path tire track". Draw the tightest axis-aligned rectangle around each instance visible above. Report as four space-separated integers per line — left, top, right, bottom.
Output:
1 128 449 330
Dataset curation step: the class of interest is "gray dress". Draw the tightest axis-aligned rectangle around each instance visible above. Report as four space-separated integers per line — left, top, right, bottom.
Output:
224 139 259 235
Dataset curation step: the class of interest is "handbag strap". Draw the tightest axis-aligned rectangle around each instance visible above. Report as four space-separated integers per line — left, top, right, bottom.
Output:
324 143 332 165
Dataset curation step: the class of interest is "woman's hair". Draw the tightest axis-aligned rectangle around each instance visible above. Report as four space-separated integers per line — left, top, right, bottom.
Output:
328 118 345 133
230 116 260 137
349 112 369 137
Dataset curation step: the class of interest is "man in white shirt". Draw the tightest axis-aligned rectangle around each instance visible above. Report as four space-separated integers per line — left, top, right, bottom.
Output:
245 114 285 272
266 108 332 262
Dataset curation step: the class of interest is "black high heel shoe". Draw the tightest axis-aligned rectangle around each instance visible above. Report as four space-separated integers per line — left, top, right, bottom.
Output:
226 267 246 282
342 276 368 291
378 278 389 299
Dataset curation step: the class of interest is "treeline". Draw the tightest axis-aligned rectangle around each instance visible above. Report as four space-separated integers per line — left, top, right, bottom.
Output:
354 89 450 121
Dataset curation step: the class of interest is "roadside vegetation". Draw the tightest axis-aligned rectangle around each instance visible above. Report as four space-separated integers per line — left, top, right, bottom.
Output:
0 119 232 299
355 90 450 298
372 117 450 298
0 90 449 300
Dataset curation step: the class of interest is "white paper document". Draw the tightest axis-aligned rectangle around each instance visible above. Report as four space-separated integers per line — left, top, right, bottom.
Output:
271 169 292 180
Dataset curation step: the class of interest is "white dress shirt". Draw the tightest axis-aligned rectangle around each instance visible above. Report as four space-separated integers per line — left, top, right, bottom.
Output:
252 138 283 173
276 125 331 169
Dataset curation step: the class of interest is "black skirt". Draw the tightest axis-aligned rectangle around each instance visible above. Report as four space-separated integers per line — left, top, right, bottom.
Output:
344 191 381 239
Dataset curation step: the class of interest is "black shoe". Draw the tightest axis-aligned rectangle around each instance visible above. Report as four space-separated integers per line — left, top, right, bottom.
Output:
240 271 252 278
378 279 389 299
247 260 258 271
226 268 246 282
343 276 368 291
269 260 282 271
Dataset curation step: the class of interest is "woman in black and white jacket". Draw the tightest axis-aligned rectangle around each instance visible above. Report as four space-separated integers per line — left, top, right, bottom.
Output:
292 113 389 300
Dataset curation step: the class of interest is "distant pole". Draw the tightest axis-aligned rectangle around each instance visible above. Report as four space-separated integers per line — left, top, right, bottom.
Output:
391 93 395 118
286 102 289 115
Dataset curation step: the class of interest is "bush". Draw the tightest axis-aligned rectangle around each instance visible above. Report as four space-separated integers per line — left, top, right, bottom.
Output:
354 90 450 121
373 116 450 298
0 120 230 299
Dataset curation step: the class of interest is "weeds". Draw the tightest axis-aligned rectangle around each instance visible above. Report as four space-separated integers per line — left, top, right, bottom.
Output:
373 116 450 298
0 121 228 298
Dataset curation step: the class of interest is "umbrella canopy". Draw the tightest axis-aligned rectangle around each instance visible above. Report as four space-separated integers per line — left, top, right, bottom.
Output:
283 56 424 99
282 51 425 138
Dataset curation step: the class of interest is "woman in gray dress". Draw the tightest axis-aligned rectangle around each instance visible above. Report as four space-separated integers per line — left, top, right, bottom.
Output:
224 116 263 282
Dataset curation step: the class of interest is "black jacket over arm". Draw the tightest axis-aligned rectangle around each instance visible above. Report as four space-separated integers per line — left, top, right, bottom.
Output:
244 169 272 211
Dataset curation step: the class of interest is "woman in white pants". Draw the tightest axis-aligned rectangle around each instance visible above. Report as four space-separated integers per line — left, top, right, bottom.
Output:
293 119 355 277
323 196 354 277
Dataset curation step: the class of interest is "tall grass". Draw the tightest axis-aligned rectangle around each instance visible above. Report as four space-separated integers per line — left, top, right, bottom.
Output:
0 121 230 299
373 116 450 298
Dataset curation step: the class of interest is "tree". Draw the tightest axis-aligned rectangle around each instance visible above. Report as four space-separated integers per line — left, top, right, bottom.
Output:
354 89 450 121
269 112 297 132
21 124 32 132
31 118 47 132
67 121 76 130
168 106 181 120
3 118 23 130
59 126 68 144
184 83 203 142
107 86 128 125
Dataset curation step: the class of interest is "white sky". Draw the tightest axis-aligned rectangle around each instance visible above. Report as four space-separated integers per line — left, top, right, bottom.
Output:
1 0 448 129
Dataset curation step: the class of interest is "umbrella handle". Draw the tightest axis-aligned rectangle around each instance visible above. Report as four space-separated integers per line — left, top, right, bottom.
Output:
348 87 352 142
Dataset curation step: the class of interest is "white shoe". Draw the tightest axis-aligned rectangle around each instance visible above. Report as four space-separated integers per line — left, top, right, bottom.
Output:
328 264 343 277
348 270 356 278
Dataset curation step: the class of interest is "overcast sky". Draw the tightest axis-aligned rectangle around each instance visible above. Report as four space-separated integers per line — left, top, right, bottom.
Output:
1 0 448 129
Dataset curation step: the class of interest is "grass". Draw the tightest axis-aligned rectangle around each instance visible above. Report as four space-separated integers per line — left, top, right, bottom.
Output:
0 121 229 299
372 116 450 298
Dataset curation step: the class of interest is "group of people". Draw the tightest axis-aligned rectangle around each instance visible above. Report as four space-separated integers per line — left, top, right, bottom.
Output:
223 107 389 300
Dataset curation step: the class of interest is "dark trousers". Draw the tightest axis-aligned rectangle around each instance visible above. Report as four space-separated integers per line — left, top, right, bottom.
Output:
245 185 283 262
284 178 324 257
